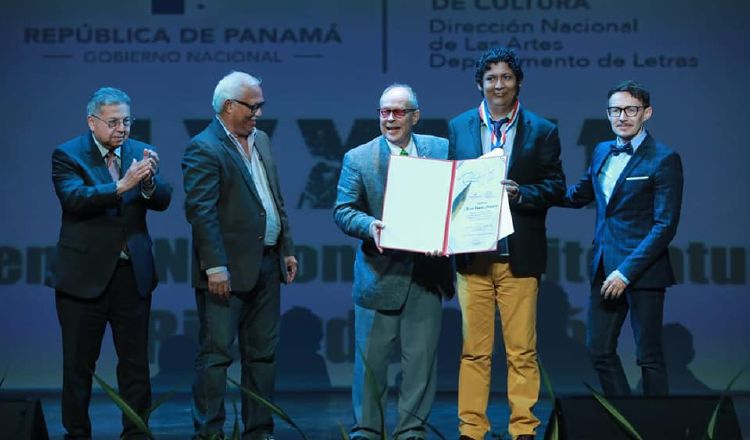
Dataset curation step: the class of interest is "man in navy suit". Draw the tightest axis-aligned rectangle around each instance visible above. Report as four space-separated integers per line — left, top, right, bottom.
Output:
449 47 565 440
50 87 172 439
334 84 454 440
564 80 684 396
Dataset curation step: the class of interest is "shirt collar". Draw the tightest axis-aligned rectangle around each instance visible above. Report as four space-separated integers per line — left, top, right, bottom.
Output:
480 101 520 128
217 115 256 147
386 136 416 156
618 128 647 152
92 133 120 158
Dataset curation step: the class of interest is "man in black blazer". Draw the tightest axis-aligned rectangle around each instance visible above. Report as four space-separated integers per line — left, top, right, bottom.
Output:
448 48 565 440
50 87 172 439
182 71 298 440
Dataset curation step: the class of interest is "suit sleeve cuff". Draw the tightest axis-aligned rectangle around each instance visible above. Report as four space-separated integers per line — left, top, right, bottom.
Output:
140 179 156 199
613 270 630 285
206 266 228 275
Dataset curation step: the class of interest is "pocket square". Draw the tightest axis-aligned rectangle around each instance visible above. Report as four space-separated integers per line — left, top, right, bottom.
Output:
625 176 649 181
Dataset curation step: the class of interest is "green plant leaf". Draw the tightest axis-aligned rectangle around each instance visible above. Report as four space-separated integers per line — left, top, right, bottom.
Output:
706 365 750 440
231 399 241 440
357 346 387 440
547 408 559 440
538 358 556 402
146 388 177 423
538 359 559 440
227 377 310 440
92 372 153 439
338 422 350 440
584 383 642 440
403 409 447 440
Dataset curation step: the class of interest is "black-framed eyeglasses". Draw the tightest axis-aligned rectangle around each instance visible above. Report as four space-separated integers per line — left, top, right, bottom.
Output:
90 114 134 129
378 108 418 119
232 99 265 114
606 106 644 118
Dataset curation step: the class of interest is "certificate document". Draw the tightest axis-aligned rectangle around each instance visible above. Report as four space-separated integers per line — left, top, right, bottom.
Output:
379 154 512 254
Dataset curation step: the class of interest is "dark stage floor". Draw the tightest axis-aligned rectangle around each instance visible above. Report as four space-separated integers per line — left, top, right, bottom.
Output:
3 390 750 439
10 391 550 439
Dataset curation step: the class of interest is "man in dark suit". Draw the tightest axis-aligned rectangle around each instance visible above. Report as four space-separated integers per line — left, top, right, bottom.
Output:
448 47 565 440
334 84 454 440
50 87 172 439
182 71 298 440
564 80 683 396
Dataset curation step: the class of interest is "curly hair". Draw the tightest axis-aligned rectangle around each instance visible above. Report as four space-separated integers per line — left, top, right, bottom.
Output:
474 47 524 86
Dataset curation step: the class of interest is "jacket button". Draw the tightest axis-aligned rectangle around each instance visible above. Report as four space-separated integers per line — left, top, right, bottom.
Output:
260 212 265 217
257 235 263 240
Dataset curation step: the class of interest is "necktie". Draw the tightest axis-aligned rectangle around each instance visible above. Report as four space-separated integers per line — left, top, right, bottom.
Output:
491 117 509 150
610 142 633 157
399 148 408 156
105 150 129 255
106 151 120 182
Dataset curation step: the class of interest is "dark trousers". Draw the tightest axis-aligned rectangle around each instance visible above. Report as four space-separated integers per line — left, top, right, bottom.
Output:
587 266 668 397
192 252 281 440
55 261 152 440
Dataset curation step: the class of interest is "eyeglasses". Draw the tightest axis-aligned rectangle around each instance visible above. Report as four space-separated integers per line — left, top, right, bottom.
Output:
90 114 134 129
232 99 265 114
378 108 418 119
606 106 644 118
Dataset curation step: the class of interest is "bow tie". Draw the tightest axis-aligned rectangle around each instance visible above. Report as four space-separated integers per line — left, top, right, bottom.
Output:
610 142 633 156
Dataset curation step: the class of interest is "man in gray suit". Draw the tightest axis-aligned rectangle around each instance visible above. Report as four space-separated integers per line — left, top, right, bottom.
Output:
334 84 454 440
182 71 298 440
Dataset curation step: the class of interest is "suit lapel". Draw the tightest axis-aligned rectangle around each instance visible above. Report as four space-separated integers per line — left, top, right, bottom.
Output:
508 109 530 173
85 134 114 184
372 137 392 217
85 135 124 213
212 120 263 203
413 135 430 158
593 145 610 177
608 136 651 205
377 136 391 178
120 140 135 177
254 134 282 205
467 114 483 159
592 145 610 201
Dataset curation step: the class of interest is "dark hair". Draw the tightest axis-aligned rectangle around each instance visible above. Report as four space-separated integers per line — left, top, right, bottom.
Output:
608 80 650 107
474 47 524 86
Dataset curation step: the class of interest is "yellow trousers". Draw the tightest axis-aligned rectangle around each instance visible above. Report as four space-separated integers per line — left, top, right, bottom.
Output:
457 254 540 439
